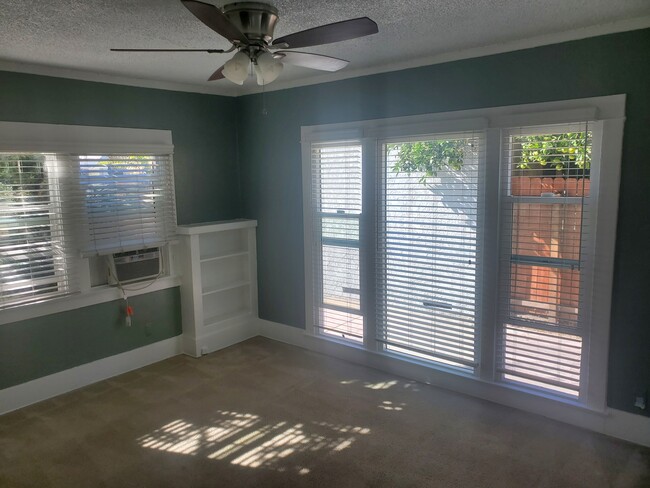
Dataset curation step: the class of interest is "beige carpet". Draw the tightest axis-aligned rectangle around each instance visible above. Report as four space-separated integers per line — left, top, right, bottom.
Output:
0 337 648 487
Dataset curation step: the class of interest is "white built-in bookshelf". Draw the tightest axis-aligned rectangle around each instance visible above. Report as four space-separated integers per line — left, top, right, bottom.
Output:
177 219 258 357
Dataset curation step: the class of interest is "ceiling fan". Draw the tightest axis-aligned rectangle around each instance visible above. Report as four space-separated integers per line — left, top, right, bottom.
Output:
111 0 378 86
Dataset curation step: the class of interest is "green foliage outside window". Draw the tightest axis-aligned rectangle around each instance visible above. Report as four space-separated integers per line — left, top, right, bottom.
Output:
389 132 590 181
514 132 591 172
388 140 465 183
0 154 47 201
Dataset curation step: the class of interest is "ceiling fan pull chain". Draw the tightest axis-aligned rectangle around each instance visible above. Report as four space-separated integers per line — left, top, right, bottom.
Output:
261 80 268 117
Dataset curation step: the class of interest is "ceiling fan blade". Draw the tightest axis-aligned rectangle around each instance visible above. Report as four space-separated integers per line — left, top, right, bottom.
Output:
275 51 348 72
111 48 225 53
181 0 248 44
272 17 377 49
208 65 226 81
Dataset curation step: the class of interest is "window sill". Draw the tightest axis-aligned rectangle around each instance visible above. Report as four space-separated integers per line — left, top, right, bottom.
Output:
0 275 181 326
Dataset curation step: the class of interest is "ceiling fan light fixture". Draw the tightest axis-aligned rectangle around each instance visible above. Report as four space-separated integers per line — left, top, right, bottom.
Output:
113 2 378 85
222 51 250 85
255 51 283 85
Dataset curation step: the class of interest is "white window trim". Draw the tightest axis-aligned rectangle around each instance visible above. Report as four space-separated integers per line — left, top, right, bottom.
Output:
0 274 181 326
0 121 180 325
0 121 174 154
301 94 625 413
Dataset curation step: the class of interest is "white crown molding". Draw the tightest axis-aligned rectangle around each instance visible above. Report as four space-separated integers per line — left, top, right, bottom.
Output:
0 15 648 98
250 15 650 96
0 59 240 97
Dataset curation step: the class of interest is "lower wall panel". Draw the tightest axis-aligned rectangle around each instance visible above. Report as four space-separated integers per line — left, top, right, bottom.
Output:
0 335 182 415
0 287 182 390
1 312 647 448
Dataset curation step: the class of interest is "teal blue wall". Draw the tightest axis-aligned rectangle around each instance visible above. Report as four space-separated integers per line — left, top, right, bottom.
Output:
0 71 241 225
237 28 650 416
0 288 181 389
1 29 648 416
0 74 238 388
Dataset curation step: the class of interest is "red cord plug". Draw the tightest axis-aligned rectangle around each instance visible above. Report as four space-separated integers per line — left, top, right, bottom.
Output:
125 305 134 327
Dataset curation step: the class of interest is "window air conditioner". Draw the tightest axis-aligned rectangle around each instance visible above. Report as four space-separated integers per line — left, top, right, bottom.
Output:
108 247 161 285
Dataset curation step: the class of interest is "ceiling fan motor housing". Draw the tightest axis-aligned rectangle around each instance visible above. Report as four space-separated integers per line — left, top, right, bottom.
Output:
222 2 279 44
112 1 377 84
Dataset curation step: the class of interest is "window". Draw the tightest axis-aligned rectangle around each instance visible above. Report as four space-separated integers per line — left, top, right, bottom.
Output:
0 154 72 307
0 123 177 311
76 154 176 255
303 96 624 410
310 142 364 342
497 123 592 398
377 132 484 371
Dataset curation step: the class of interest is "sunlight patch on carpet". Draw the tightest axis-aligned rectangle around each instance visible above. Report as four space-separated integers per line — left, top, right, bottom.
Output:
137 410 371 475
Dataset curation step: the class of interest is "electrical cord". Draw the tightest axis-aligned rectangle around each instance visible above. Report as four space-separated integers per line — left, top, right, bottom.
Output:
107 254 164 326
107 253 164 292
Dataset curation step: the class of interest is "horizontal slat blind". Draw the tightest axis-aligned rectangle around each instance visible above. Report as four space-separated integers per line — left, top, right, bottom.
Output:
0 153 78 308
0 151 176 310
55 154 177 256
497 122 592 397
377 132 484 371
311 142 364 342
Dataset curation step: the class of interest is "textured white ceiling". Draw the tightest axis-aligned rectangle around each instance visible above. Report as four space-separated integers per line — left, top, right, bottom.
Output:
1 0 649 96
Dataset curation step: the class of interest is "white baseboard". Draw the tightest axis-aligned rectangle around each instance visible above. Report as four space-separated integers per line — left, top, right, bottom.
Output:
257 318 650 448
604 408 650 448
0 318 259 415
183 319 259 358
0 336 183 415
3 319 647 448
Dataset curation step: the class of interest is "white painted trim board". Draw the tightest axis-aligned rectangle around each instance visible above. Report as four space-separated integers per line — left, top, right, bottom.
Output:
0 336 182 415
0 16 648 97
1 321 648 448
0 276 181 326
257 318 650 448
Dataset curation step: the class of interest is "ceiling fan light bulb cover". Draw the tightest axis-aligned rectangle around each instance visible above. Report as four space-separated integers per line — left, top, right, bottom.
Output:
254 64 264 85
223 51 250 85
256 51 283 85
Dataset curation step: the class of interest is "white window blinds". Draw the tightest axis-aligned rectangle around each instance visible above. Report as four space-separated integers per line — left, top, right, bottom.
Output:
377 132 484 371
0 153 78 308
65 154 177 256
304 97 623 411
497 122 592 397
311 142 364 342
0 151 176 309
